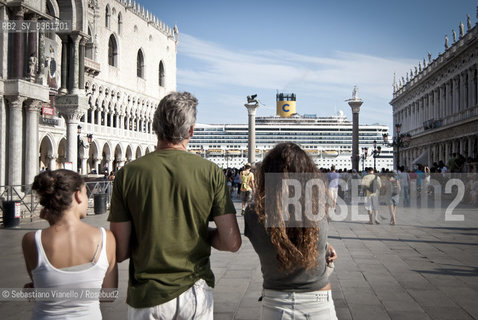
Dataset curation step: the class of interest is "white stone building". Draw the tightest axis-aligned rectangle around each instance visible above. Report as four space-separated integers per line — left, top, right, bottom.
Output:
0 0 177 187
390 14 478 169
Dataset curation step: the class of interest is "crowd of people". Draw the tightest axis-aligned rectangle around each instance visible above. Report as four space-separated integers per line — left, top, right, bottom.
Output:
21 90 476 319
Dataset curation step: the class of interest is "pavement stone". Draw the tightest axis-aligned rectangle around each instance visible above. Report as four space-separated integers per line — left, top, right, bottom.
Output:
0 199 477 319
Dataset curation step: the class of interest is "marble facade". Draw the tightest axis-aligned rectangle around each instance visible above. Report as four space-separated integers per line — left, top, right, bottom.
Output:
0 0 177 186
391 15 478 170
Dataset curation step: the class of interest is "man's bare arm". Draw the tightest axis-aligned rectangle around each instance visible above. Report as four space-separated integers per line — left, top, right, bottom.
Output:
110 221 132 262
210 214 241 252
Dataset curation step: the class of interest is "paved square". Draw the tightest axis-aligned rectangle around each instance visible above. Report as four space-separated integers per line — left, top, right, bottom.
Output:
1 200 477 319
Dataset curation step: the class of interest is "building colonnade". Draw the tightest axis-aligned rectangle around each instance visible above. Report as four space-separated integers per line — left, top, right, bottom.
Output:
398 134 478 169
394 65 478 136
391 16 478 171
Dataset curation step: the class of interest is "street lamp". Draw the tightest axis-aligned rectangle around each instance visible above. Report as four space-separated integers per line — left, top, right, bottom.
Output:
371 140 381 171
77 125 82 172
77 125 93 173
382 123 411 169
395 123 401 169
361 147 368 171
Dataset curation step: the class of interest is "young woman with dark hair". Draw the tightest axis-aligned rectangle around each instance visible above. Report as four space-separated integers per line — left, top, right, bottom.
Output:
22 169 117 319
245 142 338 319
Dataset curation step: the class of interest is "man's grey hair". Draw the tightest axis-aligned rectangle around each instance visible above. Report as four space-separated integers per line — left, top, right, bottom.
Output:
153 92 198 143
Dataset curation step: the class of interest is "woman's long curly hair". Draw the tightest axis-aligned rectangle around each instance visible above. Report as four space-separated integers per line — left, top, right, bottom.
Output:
254 142 324 273
32 169 84 225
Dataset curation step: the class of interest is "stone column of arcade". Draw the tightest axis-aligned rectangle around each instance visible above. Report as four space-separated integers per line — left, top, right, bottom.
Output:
69 33 82 94
12 7 25 79
56 95 88 171
244 97 259 164
24 101 41 184
59 36 69 95
93 158 101 174
80 156 89 175
6 96 26 186
47 155 56 172
106 158 113 174
346 86 364 172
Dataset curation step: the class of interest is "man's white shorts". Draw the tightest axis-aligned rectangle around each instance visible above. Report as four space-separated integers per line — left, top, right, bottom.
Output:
128 279 213 320
327 188 338 207
364 195 380 211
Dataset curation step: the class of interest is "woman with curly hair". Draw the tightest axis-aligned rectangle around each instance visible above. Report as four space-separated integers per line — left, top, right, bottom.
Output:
22 169 117 319
245 142 338 319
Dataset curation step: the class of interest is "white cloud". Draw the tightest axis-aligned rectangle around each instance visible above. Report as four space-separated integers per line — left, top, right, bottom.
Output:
177 33 416 127
178 33 414 97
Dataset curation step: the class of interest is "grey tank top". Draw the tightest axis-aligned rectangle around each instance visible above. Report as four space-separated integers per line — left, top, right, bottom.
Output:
245 206 330 292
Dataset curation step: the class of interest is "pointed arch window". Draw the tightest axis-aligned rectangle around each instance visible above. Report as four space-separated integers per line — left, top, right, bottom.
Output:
105 5 110 28
118 13 122 35
45 1 56 39
86 26 94 60
108 35 117 66
159 61 165 87
137 50 144 78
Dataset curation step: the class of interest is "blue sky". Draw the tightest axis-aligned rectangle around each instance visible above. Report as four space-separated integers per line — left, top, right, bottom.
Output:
140 0 477 129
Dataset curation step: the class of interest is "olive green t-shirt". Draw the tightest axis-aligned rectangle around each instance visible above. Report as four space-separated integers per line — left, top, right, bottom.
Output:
108 149 236 308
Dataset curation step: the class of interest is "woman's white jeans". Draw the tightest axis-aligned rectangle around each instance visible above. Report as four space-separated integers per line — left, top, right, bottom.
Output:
261 289 338 320
127 279 213 320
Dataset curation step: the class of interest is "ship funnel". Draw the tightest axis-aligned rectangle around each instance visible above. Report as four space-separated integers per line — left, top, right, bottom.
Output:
276 93 296 117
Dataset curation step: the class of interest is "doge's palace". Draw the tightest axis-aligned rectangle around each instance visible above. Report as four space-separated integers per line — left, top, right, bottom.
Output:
0 0 177 187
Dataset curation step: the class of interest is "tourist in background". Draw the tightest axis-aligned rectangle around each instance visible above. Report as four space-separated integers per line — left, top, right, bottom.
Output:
326 165 340 221
387 171 401 225
398 166 410 206
362 167 382 224
233 170 242 199
240 163 255 215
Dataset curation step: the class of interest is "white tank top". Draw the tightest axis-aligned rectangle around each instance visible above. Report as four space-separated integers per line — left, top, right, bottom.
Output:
31 227 109 320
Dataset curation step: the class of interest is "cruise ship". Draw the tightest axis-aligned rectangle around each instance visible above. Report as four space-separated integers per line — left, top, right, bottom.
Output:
188 93 393 170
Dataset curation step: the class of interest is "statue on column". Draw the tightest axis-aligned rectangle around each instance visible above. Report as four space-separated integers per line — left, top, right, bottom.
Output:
38 33 47 85
427 51 432 63
452 29 457 42
173 24 179 44
459 21 465 38
352 86 358 100
467 15 472 30
445 35 449 49
27 54 38 82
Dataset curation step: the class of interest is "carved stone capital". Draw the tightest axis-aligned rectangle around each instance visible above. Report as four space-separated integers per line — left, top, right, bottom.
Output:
5 96 27 109
26 100 43 112
69 32 81 44
244 103 259 116
13 6 26 18
55 94 89 122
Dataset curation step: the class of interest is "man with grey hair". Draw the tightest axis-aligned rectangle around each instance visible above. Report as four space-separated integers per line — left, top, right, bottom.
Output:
109 91 241 319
